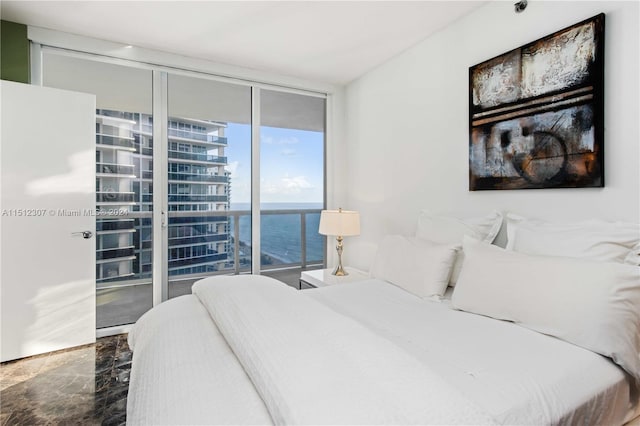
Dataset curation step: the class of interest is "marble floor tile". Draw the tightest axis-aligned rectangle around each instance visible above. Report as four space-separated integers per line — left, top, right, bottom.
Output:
0 334 130 426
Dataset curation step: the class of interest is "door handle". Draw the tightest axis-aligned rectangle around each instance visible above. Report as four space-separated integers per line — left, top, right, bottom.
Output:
72 231 93 239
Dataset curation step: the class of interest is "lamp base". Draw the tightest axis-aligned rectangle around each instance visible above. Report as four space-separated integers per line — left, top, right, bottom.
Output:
332 235 348 276
332 264 348 276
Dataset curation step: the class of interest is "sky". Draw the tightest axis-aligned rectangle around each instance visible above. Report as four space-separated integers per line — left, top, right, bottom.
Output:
224 124 324 206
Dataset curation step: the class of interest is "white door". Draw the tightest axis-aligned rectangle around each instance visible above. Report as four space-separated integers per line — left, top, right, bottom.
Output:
0 80 96 362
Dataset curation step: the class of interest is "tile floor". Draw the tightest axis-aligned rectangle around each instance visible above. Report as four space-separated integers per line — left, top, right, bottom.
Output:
0 334 130 426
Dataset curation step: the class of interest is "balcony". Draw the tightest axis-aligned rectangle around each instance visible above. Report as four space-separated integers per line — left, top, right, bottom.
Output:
96 134 136 150
97 220 135 232
168 151 227 164
95 209 325 298
168 252 227 269
96 191 136 203
97 247 135 261
168 194 228 203
168 128 228 145
168 215 228 225
139 147 153 156
96 163 135 176
168 173 229 183
168 233 229 246
97 110 137 121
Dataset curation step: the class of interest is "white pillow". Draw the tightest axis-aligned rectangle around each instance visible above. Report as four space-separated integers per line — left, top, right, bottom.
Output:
452 236 640 385
370 235 457 298
415 210 503 286
506 213 640 266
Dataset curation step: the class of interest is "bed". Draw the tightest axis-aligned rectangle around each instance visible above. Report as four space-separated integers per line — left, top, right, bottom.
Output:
127 212 640 425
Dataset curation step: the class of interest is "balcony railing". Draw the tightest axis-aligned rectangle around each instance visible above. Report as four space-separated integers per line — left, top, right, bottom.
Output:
168 233 229 246
168 252 227 269
168 151 227 164
168 194 228 203
168 173 229 183
96 209 325 287
96 163 135 175
97 247 135 260
168 128 228 145
97 220 135 232
96 191 136 203
96 134 136 149
139 147 153 156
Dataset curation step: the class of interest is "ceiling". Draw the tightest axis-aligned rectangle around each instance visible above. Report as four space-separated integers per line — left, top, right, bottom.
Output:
1 1 486 85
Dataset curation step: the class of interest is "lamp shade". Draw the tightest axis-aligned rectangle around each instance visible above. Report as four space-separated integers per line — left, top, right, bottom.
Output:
318 209 360 237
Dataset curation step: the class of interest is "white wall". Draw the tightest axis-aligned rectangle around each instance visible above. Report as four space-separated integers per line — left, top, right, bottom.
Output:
344 1 639 271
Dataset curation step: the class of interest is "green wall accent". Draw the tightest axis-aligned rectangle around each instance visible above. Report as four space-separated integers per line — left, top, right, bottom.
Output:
1 20 30 84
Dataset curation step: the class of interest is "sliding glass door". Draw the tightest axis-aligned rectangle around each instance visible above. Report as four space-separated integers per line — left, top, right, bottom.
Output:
166 74 251 298
40 48 327 330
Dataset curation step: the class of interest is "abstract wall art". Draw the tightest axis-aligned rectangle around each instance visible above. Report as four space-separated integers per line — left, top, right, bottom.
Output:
469 14 605 190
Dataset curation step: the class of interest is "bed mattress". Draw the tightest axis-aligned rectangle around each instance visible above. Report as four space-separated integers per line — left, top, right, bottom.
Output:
127 277 638 425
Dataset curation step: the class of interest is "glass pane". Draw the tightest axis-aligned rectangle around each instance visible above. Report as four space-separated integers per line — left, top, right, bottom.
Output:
305 211 323 265
167 75 251 298
43 52 154 328
260 90 326 274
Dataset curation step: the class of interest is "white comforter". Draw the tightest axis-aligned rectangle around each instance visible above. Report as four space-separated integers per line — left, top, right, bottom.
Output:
192 275 495 425
127 275 637 425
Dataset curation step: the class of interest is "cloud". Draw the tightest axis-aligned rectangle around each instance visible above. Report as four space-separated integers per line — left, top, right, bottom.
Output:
281 148 297 156
262 175 313 195
261 135 299 145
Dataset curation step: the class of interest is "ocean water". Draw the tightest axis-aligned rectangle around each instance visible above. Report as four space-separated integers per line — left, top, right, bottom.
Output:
230 203 324 264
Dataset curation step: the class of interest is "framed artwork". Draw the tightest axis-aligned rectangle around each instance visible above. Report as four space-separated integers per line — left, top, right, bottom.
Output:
469 14 605 190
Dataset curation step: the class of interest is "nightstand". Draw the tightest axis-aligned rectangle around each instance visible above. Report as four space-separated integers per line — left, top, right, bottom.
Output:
299 267 369 289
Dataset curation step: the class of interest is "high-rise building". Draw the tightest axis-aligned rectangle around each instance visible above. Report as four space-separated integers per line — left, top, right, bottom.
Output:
95 109 231 284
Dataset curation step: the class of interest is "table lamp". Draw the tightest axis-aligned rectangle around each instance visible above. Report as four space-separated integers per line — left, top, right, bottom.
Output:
318 208 360 276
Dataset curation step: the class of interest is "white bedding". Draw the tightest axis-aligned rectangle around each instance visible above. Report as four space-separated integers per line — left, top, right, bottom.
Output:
310 280 637 425
192 275 495 425
128 276 638 425
127 294 271 425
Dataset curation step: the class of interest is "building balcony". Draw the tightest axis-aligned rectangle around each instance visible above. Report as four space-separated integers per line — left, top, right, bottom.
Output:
138 147 153 156
168 173 229 183
168 151 227 164
97 220 135 232
97 247 135 261
97 110 137 122
96 191 136 203
168 215 229 225
168 128 227 145
96 134 136 150
96 163 136 176
168 252 227 269
168 233 229 247
94 209 325 293
167 194 228 203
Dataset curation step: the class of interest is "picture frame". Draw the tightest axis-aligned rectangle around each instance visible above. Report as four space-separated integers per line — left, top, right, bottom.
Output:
469 14 605 191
